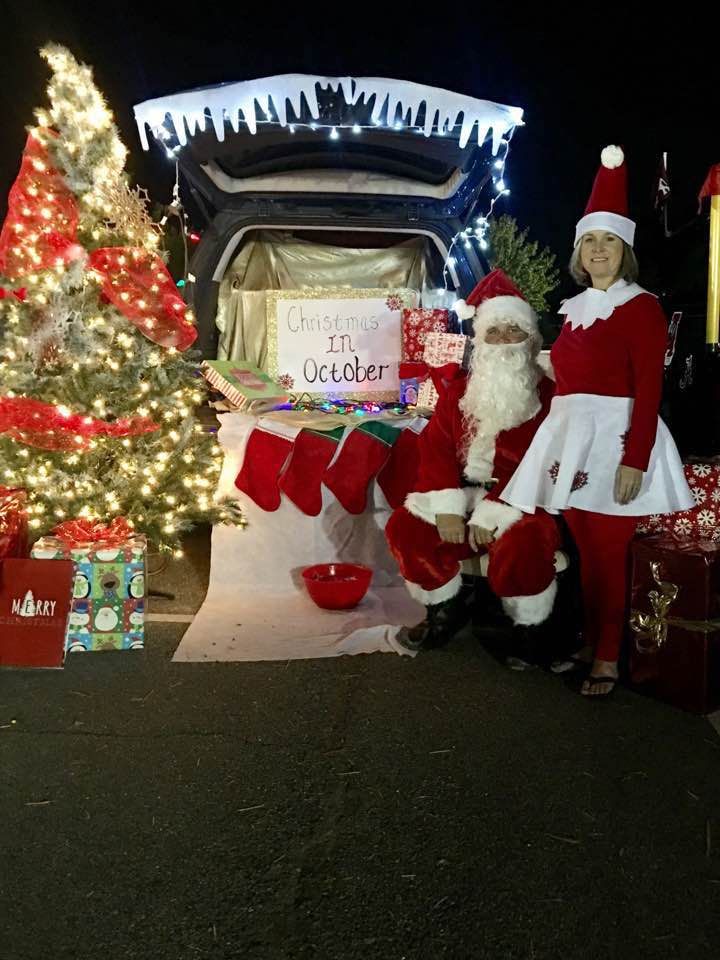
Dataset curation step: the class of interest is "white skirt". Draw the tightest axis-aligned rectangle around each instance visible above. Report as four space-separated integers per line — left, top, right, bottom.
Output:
501 393 695 517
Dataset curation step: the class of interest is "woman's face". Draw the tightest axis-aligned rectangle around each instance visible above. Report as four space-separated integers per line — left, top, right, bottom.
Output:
579 231 623 288
484 322 529 345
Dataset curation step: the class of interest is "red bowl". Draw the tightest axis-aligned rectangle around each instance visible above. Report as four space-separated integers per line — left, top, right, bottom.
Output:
301 563 373 610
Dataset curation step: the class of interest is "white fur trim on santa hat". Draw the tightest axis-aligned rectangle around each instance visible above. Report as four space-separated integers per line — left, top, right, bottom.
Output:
469 497 524 538
405 488 467 526
404 571 463 605
501 577 557 626
453 298 477 321
472 295 539 340
574 211 636 248
601 145 624 169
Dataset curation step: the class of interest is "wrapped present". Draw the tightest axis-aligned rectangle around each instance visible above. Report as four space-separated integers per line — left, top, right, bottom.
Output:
628 536 720 714
417 332 469 409
637 462 720 541
398 361 429 405
30 517 146 653
0 487 28 559
401 308 450 362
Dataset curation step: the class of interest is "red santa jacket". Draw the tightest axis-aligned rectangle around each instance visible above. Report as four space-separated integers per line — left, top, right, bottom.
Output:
405 366 555 535
551 292 667 471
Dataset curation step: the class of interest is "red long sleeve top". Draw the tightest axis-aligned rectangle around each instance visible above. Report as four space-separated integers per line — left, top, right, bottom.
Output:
550 292 668 471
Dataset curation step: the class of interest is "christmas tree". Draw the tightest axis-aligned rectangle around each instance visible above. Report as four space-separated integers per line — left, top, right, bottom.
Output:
487 215 559 315
0 45 243 556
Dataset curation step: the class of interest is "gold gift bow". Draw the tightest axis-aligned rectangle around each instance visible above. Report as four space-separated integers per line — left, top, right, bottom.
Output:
630 560 720 651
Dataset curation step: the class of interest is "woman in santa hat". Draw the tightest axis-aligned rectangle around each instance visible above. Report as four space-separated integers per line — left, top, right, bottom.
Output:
501 145 694 697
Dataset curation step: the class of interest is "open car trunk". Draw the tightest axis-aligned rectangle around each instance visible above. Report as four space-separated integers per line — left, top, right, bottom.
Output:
134 75 523 358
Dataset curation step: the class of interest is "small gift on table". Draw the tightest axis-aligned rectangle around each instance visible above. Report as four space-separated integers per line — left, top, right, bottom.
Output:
401 308 450 362
629 535 720 714
0 487 28 559
416 331 470 409
30 518 146 652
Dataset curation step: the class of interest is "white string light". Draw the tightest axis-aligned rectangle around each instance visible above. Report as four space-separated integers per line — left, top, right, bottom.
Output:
441 127 516 293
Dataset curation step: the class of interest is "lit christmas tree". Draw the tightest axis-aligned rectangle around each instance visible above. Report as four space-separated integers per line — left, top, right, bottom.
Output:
0 45 243 556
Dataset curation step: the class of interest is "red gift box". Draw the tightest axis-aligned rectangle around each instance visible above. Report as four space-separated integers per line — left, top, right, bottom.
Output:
629 536 720 714
0 487 28 560
637 462 720 541
0 558 75 668
401 308 450 362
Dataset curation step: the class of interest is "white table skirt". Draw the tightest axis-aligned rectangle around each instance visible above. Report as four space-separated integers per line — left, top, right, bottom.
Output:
173 412 424 662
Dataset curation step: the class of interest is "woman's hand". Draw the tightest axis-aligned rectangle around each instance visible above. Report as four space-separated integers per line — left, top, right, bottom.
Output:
468 524 496 552
435 513 466 544
614 465 643 505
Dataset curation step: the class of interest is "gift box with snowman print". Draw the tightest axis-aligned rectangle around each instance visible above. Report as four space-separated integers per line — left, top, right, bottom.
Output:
30 522 146 652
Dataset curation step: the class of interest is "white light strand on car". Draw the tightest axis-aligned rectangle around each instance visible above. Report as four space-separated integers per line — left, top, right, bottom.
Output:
441 129 515 294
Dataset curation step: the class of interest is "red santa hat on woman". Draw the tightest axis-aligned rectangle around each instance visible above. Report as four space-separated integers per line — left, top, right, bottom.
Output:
453 268 539 345
574 145 635 247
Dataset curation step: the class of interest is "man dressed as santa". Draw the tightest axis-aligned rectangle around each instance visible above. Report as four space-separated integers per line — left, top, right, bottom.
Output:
385 269 561 662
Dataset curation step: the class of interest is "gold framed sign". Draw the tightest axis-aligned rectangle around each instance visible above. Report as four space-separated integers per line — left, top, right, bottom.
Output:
266 288 416 400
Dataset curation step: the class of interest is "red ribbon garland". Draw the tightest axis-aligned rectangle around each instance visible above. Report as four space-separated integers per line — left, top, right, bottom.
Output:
0 396 159 451
51 516 135 547
0 131 197 352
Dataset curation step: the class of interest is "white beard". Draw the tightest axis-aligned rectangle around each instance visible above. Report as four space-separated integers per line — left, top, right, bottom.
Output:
459 340 542 482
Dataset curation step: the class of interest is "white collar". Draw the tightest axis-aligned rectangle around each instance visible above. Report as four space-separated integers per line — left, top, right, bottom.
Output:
559 279 648 330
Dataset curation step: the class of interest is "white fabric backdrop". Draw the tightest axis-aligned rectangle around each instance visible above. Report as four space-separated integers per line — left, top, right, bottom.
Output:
173 412 425 662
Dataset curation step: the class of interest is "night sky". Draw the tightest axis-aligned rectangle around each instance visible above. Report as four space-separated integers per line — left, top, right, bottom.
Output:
1 1 718 306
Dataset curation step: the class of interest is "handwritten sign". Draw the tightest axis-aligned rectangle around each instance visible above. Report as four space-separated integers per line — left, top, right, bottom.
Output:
267 289 413 398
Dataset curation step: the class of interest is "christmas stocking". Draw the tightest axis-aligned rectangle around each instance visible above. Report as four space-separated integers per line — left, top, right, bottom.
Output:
323 421 400 514
279 426 344 516
234 421 301 511
377 419 426 509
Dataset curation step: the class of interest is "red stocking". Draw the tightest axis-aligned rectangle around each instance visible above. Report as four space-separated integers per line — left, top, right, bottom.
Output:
235 426 295 512
279 427 344 516
323 422 399 514
377 424 423 509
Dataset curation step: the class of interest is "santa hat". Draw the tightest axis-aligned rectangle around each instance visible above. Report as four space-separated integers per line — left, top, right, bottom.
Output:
574 145 635 248
453 268 539 343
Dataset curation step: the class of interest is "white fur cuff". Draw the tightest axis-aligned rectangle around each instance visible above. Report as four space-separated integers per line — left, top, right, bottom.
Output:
502 577 557 626
405 488 467 526
469 497 523 537
404 572 463 605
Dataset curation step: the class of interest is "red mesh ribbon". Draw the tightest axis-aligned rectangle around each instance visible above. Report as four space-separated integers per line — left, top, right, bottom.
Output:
0 396 159 450
51 516 135 547
0 132 196 352
0 485 28 559
88 248 198 350
0 133 80 280
0 287 27 301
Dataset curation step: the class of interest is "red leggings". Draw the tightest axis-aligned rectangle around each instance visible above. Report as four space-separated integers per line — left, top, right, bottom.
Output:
564 509 638 662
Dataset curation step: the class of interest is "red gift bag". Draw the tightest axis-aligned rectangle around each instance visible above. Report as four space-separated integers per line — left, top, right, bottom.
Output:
0 558 75 668
629 536 720 714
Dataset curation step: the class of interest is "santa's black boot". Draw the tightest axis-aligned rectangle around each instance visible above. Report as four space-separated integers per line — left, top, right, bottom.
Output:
398 593 470 652
505 621 549 671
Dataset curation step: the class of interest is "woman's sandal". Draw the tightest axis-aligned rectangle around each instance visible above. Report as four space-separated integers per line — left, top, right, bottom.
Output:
581 675 618 698
550 654 591 675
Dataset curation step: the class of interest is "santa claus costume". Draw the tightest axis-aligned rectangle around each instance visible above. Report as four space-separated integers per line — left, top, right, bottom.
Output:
501 146 694 685
385 270 561 653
